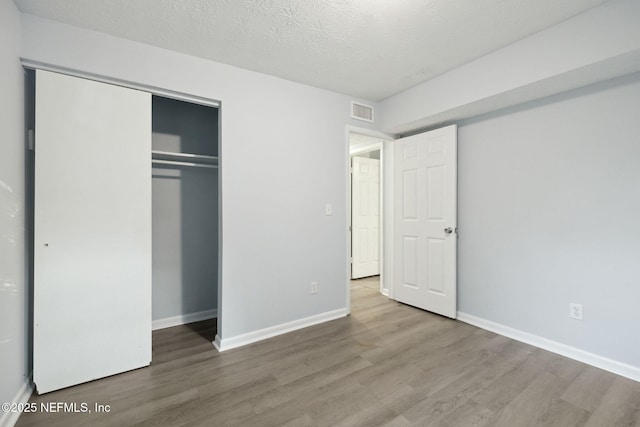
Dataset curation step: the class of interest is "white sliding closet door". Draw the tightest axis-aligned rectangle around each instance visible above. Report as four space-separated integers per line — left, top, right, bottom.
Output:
34 70 152 393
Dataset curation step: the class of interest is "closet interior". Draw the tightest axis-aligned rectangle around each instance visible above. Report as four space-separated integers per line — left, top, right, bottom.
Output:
151 96 219 331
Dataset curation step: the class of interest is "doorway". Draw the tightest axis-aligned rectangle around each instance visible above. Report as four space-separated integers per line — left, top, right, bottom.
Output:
348 130 393 299
346 125 458 320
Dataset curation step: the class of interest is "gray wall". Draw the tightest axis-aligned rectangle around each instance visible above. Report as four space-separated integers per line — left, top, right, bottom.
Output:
379 0 640 135
152 96 218 321
0 0 28 409
457 73 640 366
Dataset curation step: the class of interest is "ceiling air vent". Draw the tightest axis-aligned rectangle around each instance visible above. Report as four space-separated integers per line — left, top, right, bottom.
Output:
351 101 374 123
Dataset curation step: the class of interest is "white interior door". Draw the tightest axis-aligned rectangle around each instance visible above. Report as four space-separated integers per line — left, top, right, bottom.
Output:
351 156 380 279
393 125 457 318
33 70 152 393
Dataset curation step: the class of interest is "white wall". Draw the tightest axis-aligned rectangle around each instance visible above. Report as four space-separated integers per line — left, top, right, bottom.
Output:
457 72 640 369
20 14 378 346
379 0 640 135
0 0 28 414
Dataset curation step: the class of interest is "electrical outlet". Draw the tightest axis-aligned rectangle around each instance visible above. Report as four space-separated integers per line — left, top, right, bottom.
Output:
570 303 583 320
311 282 318 294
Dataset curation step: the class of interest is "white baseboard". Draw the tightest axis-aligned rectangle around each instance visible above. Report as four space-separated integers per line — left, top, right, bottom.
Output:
0 380 33 427
212 334 223 351
213 308 349 352
152 309 217 331
457 311 640 383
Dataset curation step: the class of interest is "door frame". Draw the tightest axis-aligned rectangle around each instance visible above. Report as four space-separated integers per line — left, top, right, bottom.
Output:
345 126 395 312
23 61 225 347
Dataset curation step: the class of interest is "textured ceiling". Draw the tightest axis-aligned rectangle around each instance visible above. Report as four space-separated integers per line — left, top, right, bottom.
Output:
14 0 609 101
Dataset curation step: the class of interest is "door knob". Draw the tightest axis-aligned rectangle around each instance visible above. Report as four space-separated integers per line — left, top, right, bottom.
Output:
444 227 453 234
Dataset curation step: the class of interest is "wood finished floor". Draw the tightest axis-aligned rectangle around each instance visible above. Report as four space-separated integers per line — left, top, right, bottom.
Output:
17 276 640 426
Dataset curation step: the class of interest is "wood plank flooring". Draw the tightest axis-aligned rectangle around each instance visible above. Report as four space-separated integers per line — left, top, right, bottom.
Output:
17 276 640 426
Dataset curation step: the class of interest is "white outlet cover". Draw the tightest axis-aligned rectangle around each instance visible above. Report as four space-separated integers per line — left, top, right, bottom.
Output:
570 303 583 320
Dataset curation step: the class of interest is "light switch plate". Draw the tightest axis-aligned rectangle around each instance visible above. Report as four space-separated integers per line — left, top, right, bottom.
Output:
325 203 332 215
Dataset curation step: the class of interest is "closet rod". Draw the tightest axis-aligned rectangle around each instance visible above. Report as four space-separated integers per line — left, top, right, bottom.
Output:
151 150 218 162
152 159 218 169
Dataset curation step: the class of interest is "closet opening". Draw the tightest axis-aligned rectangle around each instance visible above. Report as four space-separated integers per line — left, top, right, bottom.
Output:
27 67 222 392
151 95 219 345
